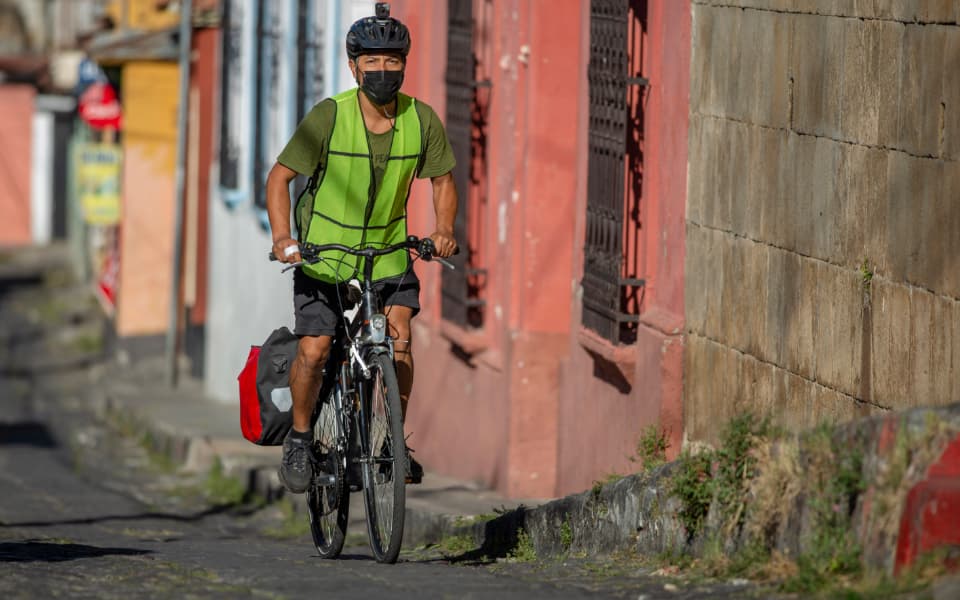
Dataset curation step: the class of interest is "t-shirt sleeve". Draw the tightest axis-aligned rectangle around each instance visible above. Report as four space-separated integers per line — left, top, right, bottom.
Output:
277 100 335 177
416 102 457 179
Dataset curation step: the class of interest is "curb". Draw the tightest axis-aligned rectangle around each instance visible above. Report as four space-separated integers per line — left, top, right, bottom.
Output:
432 405 960 576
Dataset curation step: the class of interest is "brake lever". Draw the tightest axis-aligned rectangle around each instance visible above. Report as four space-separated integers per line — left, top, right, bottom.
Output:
434 257 456 270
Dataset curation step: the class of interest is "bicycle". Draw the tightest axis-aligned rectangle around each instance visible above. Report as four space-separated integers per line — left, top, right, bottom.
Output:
270 235 454 564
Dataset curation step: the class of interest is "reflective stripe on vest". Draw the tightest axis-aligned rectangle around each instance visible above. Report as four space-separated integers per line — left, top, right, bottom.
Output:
302 89 422 283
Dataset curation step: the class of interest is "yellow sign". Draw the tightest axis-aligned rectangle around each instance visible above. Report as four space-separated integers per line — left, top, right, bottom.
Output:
78 143 122 225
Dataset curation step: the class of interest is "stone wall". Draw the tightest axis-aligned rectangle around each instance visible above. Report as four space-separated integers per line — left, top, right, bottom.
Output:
684 0 960 444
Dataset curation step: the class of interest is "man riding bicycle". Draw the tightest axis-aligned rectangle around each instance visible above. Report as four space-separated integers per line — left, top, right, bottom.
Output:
266 3 458 494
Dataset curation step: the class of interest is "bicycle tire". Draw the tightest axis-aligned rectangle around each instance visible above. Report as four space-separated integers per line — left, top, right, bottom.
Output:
306 389 349 559
360 352 406 564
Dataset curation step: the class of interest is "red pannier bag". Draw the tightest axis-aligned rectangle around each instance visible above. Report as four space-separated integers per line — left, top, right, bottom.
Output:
238 327 299 445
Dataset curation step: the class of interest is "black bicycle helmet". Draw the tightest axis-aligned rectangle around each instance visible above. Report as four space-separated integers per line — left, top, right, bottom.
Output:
345 2 411 59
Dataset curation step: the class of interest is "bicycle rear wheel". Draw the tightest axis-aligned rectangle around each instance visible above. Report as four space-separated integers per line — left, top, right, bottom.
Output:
360 353 406 564
306 390 348 559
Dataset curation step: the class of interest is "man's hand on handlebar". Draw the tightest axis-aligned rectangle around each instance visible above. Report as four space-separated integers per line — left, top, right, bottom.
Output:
429 230 458 258
272 237 301 264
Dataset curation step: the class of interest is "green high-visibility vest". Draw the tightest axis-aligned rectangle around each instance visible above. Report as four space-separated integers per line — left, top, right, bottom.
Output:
301 89 422 283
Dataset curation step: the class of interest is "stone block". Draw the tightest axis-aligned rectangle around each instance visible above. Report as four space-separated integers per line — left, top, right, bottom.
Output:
744 354 778 417
915 159 947 294
764 246 786 366
696 117 721 230
840 19 883 146
742 241 770 360
929 294 953 406
897 25 947 158
951 300 960 406
683 334 710 442
812 263 864 398
686 114 706 226
780 369 816 431
689 5 713 116
916 0 956 23
874 0 918 21
944 162 960 298
870 279 914 410
711 7 743 121
922 159 955 297
783 256 817 381
910 288 936 408
760 131 797 248
685 223 709 334
849 0 882 19
791 14 844 139
811 384 858 428
733 9 791 128
715 122 735 233
877 22 906 149
838 144 888 273
748 127 786 244
720 235 748 348
884 152 924 284
943 29 960 160
727 121 751 236
703 227 727 341
790 134 819 257
808 136 841 263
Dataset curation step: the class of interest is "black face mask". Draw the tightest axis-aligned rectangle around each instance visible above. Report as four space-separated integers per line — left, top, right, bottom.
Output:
358 69 404 106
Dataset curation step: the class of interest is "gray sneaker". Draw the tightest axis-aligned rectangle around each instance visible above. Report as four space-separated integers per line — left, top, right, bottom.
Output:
278 434 313 494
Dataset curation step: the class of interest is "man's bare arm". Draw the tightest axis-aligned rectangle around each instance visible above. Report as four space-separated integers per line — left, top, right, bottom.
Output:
429 171 458 257
266 162 301 263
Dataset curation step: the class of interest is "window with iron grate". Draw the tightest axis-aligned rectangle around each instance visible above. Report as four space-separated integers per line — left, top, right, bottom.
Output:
581 0 647 345
441 0 489 329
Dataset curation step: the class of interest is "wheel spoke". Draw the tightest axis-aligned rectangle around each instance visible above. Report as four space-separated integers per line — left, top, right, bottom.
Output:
361 354 406 563
308 392 348 558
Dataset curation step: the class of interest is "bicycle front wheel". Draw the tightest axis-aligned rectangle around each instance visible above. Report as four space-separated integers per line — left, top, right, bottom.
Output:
360 352 406 564
306 390 348 559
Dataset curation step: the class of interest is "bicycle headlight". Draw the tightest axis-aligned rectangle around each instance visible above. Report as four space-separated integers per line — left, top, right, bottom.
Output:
369 313 387 343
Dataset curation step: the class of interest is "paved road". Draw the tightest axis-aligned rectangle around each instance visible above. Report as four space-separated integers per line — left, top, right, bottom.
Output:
1 373 627 600
0 253 763 599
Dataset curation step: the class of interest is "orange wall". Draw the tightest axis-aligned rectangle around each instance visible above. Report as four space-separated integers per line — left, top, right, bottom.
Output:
106 0 179 31
116 61 179 337
0 85 34 247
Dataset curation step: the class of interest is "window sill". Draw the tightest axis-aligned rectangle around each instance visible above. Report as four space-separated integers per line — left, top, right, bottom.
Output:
577 327 636 387
439 320 489 356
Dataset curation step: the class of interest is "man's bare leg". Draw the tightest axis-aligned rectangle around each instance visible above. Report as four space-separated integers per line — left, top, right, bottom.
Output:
279 334 332 493
289 335 333 431
386 306 414 420
386 305 422 483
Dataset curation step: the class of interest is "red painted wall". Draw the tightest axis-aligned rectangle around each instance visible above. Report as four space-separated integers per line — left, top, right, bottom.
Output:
396 0 690 499
557 0 690 496
0 85 35 247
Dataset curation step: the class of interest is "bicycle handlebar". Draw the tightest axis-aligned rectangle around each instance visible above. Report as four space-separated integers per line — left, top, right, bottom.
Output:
269 236 458 271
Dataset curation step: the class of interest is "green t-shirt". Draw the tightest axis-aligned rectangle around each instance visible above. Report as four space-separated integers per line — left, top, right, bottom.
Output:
278 93 456 189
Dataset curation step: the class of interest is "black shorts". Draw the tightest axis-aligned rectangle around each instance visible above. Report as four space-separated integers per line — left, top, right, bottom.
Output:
293 268 421 337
